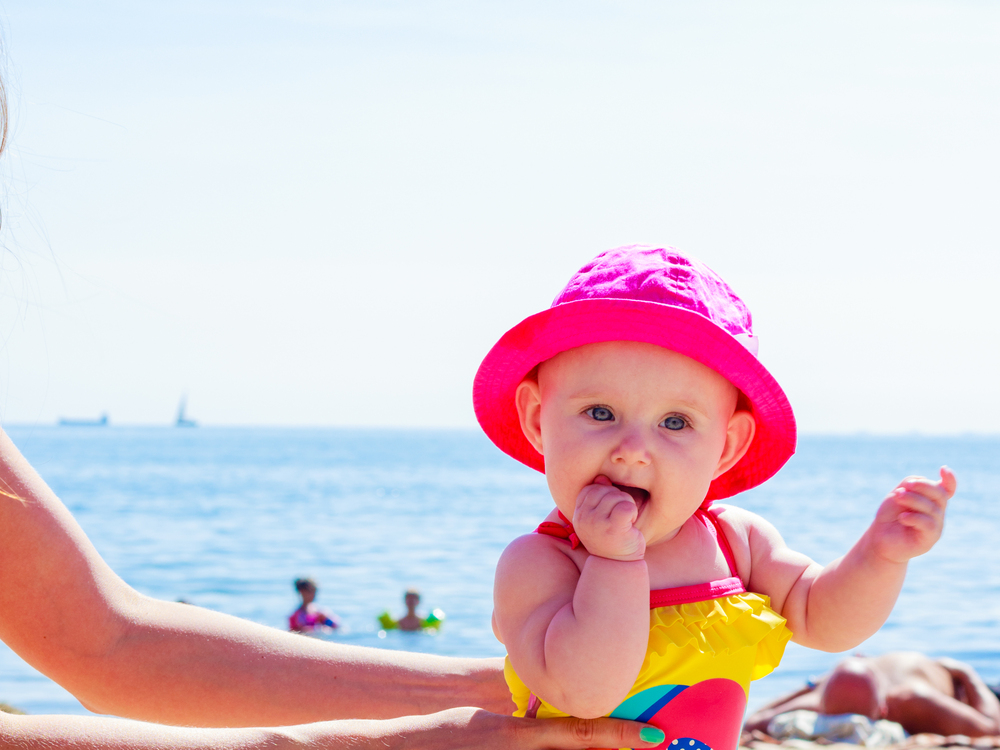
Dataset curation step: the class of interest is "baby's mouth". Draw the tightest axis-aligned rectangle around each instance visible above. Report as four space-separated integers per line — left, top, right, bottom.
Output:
613 483 650 510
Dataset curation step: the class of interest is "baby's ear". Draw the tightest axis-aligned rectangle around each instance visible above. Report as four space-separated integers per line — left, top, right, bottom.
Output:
714 409 755 479
515 378 544 455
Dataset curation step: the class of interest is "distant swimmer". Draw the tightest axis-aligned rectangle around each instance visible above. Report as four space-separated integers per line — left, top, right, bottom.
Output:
397 589 425 632
288 577 341 633
378 589 444 632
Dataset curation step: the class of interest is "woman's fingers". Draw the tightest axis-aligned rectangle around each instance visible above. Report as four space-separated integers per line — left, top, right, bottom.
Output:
449 709 666 750
525 715 665 748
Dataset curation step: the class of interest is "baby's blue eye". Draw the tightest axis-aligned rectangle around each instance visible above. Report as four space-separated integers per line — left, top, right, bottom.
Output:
587 407 614 422
662 416 686 431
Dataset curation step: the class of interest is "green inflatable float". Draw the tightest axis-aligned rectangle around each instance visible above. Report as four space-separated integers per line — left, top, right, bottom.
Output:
377 608 445 632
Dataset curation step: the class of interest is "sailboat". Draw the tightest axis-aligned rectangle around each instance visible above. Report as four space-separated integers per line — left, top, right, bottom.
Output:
175 396 197 428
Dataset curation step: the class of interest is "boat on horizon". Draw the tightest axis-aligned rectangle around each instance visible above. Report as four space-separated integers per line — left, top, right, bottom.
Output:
58 413 109 427
176 396 197 428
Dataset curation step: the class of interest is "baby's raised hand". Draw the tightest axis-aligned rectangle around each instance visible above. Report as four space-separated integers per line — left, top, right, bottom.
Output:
572 476 646 561
869 466 955 564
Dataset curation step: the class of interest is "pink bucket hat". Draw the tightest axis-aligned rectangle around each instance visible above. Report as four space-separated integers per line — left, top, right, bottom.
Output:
473 244 796 501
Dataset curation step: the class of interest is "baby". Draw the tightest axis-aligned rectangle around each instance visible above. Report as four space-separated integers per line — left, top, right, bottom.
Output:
476 246 954 750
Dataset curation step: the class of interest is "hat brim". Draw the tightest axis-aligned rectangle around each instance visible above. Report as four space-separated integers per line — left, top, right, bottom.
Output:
473 298 796 500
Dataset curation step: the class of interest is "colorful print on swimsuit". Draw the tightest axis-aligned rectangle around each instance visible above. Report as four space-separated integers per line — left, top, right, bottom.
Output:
608 678 746 750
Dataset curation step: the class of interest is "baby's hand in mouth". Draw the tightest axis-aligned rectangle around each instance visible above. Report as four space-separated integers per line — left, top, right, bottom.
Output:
572 475 647 561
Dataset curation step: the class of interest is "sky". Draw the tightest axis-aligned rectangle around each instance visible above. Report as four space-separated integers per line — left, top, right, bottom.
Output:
0 1 997 432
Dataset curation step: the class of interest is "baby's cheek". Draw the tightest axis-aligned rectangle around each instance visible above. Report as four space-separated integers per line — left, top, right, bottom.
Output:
681 450 721 494
544 471 578 515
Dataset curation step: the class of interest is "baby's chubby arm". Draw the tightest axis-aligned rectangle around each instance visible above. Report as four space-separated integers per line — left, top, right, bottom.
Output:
493 477 650 719
740 468 955 652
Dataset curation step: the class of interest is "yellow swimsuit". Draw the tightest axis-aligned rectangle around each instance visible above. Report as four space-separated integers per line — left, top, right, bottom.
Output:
505 507 792 750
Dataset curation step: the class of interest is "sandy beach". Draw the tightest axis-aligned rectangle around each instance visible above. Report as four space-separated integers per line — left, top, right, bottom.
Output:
742 735 1000 750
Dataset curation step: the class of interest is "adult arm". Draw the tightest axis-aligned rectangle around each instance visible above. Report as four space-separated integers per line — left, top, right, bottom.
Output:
0 707 668 750
937 657 1000 730
0 428 505 726
0 430 667 748
886 685 1000 737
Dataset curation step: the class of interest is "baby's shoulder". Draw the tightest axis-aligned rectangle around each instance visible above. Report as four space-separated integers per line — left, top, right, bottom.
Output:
493 530 586 632
708 503 771 534
496 528 585 581
706 504 781 582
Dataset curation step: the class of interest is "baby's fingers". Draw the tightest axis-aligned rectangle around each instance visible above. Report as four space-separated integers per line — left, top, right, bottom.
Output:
575 480 623 513
896 506 940 534
881 490 944 543
897 468 956 509
939 466 957 496
574 482 637 529
606 495 639 528
891 488 944 520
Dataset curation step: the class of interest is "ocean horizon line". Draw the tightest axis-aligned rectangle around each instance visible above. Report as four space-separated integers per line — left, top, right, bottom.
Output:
4 423 1000 439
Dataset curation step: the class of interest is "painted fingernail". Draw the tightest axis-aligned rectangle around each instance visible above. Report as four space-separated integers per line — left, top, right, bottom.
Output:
640 726 665 743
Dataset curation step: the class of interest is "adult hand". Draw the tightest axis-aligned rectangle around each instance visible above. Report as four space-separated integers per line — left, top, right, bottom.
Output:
297 707 667 749
1 708 668 749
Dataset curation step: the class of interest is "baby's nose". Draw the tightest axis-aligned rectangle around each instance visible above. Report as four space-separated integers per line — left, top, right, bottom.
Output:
611 429 652 465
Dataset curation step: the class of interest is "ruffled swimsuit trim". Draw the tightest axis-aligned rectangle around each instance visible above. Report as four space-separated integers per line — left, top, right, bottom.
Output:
542 507 746 606
535 507 791 679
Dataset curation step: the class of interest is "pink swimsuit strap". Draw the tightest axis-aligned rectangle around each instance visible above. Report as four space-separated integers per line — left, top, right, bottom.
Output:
534 506 746 608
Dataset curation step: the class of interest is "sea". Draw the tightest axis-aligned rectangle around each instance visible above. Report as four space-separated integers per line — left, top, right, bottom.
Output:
2 426 999 719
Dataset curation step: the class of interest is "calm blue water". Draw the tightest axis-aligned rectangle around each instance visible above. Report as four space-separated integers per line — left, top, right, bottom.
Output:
2 427 999 718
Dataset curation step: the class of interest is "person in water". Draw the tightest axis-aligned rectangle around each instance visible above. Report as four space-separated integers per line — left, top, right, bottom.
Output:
481 246 954 749
378 589 445 633
744 652 1000 738
397 589 427 632
289 577 341 633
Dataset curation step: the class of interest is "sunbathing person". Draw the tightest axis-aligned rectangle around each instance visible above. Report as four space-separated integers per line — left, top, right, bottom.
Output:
745 651 1000 737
